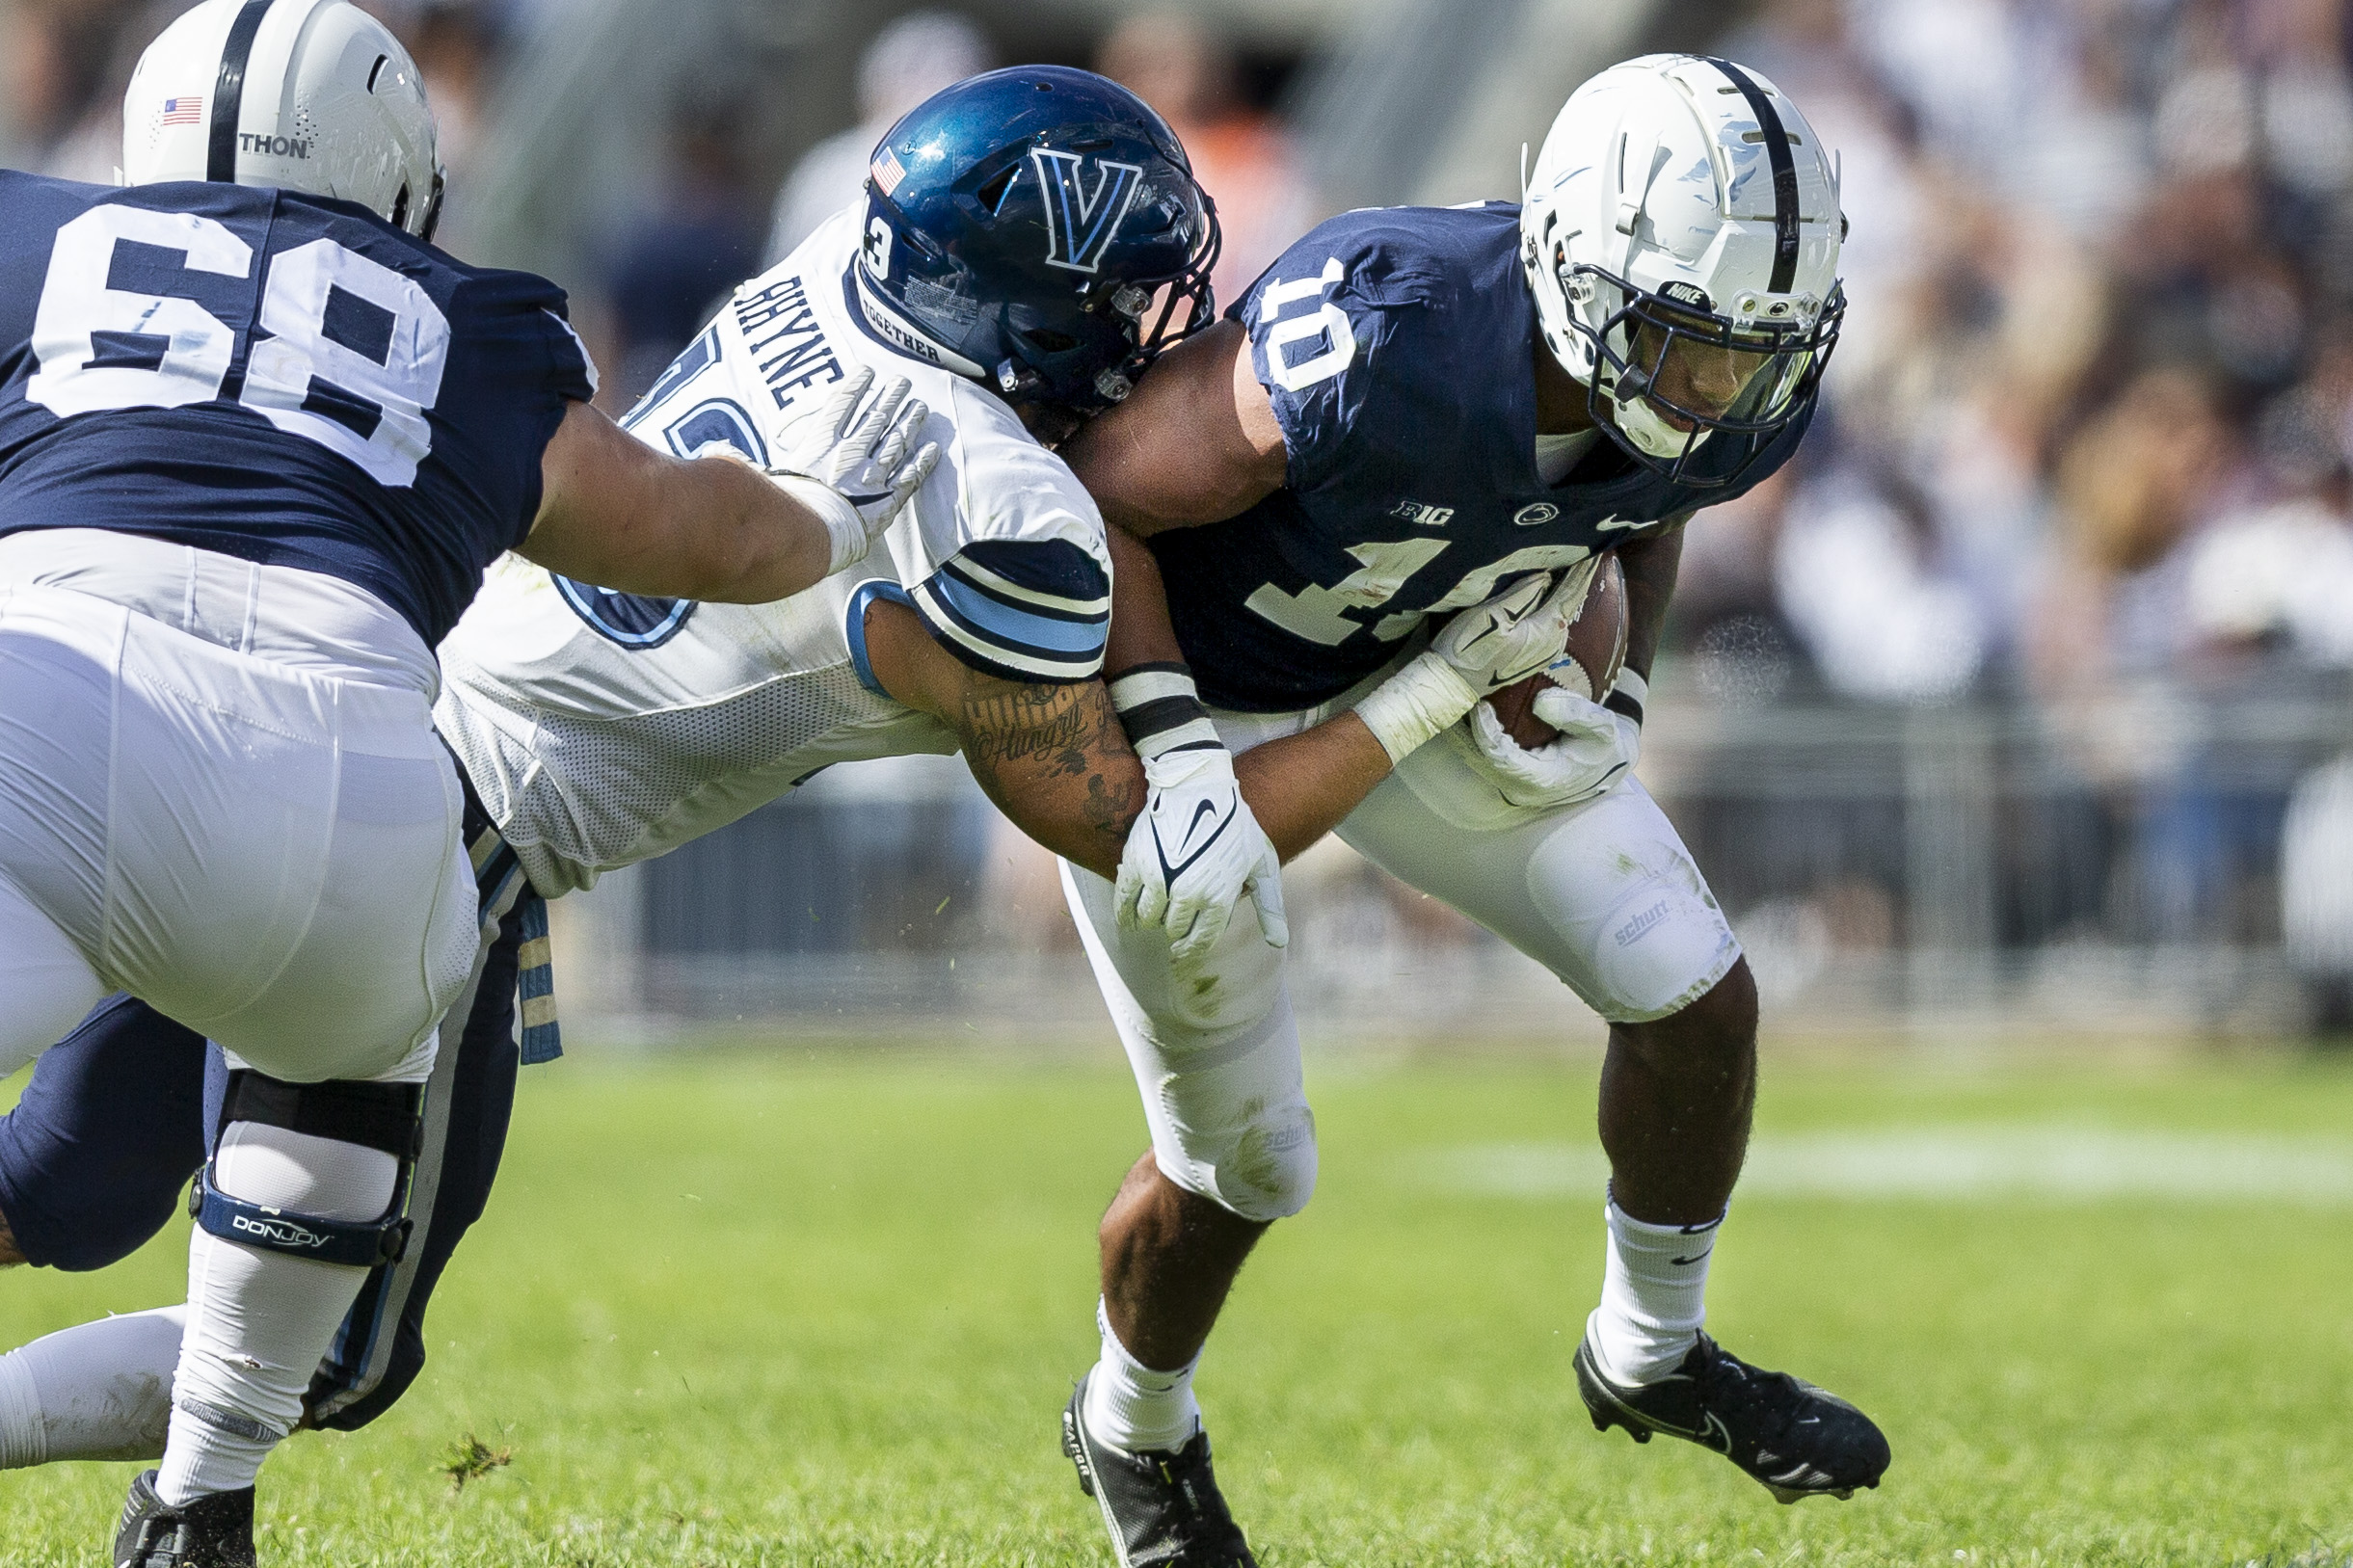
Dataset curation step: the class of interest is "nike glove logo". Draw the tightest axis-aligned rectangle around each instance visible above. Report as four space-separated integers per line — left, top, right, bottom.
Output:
1153 794 1239 883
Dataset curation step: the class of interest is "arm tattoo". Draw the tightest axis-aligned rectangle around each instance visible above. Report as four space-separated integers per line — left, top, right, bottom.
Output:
958 681 1100 777
1083 771 1140 838
956 677 1144 859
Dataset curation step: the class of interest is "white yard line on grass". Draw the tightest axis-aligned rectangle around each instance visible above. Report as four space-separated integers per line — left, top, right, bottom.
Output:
1425 1129 2353 1205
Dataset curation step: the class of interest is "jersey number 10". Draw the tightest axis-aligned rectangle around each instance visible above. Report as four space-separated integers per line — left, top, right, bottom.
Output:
25 204 451 489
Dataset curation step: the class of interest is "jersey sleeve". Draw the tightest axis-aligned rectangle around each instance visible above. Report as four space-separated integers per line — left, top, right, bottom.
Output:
907 537 1110 684
1230 214 1444 495
437 269 602 548
900 379 1111 684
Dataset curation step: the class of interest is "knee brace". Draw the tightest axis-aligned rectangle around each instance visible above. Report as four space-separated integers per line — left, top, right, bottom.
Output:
189 1073 421 1268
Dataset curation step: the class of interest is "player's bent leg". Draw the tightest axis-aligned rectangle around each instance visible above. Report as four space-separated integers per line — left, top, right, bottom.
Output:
0 872 112 1267
1599 961 1755 1226
159 1050 430 1513
0 1307 186 1469
1337 758 1887 1502
0 869 106 1081
0 997 210 1274
1061 859 1316 1228
0 902 525 1472
309 890 526 1431
1059 859 1294 1567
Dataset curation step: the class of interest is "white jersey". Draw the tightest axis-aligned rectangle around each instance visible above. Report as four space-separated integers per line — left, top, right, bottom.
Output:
434 207 1112 896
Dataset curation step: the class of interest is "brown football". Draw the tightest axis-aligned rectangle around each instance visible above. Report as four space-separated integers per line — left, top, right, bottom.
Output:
1482 552 1628 749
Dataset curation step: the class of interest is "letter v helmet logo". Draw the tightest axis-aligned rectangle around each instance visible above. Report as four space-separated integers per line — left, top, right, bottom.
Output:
1031 148 1145 275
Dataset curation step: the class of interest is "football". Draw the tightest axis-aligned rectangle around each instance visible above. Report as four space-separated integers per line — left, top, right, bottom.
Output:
1482 551 1628 749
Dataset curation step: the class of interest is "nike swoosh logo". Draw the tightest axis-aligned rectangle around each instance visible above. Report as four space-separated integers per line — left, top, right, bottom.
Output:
1670 1246 1713 1266
1456 614 1504 655
1154 795 1238 883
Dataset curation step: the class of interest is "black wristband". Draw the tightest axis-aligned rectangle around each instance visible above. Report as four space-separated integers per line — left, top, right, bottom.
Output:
1108 663 1221 759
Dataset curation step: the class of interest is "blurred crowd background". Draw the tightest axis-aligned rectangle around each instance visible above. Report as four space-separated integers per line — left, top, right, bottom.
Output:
7 0 2353 1040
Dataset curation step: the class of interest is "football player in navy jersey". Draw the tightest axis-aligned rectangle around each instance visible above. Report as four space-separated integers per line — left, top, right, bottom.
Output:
0 0 935 1559
1048 56 1888 1562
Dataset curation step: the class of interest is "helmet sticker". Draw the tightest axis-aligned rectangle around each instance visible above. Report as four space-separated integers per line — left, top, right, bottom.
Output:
208 0 277 182
1704 57 1802 293
1030 148 1144 275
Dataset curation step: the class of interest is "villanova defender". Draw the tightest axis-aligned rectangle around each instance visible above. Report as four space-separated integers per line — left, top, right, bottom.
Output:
1051 56 1889 1564
0 0 936 1560
0 67 1582 1552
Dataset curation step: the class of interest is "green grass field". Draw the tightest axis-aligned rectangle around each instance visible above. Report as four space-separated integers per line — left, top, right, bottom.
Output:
8 1043 2353 1565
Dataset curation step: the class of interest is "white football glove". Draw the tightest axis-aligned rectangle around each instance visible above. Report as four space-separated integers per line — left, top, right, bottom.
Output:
1465 681 1642 810
1115 746 1288 964
1352 568 1593 763
764 365 940 575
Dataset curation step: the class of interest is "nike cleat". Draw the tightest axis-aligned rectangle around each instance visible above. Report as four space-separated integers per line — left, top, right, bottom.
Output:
1574 1332 1890 1503
1062 1373 1257 1568
114 1470 256 1568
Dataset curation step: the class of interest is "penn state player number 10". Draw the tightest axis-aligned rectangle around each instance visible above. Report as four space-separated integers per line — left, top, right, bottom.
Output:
27 203 451 487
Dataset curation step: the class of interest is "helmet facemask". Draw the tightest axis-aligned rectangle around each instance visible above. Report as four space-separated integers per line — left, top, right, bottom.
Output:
1568 262 1841 486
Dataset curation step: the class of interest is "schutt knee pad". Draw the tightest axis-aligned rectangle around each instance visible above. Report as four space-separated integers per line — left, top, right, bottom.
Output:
1169 1099 1318 1224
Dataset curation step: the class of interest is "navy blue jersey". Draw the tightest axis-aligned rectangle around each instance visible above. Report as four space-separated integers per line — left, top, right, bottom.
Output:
1148 203 1811 711
0 173 596 647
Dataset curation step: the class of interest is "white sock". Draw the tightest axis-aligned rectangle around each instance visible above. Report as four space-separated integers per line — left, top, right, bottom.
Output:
1584 1191 1723 1387
157 1121 395 1505
1082 1298 1202 1455
0 1306 187 1468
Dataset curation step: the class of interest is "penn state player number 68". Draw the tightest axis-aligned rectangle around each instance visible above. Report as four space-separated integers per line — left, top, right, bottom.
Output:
27 204 451 485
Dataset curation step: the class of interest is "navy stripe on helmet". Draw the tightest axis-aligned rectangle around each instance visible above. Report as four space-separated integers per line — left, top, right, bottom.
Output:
208 0 277 182
1704 57 1801 295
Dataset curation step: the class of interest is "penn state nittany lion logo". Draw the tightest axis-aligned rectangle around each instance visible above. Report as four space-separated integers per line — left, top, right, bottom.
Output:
1030 148 1144 275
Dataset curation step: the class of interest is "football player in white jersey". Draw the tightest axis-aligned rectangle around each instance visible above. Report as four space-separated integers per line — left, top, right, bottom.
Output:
0 68 1582 1559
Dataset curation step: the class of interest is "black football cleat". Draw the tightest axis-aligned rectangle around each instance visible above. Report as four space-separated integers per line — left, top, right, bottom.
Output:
114 1470 256 1568
1574 1332 1890 1503
1062 1374 1257 1568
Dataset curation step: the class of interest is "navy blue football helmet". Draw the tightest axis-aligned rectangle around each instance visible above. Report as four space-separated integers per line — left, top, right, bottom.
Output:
855 66 1219 411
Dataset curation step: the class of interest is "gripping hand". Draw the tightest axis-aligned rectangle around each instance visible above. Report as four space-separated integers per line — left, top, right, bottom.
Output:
1466 681 1642 810
1108 665 1287 963
766 366 940 574
1352 566 1593 763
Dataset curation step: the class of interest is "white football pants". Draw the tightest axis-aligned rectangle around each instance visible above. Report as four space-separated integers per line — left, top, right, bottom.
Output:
1064 674 1741 1224
0 529 468 1502
0 531 475 1082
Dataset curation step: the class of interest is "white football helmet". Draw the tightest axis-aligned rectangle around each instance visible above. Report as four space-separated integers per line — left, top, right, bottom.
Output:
121 0 443 240
1520 54 1844 486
